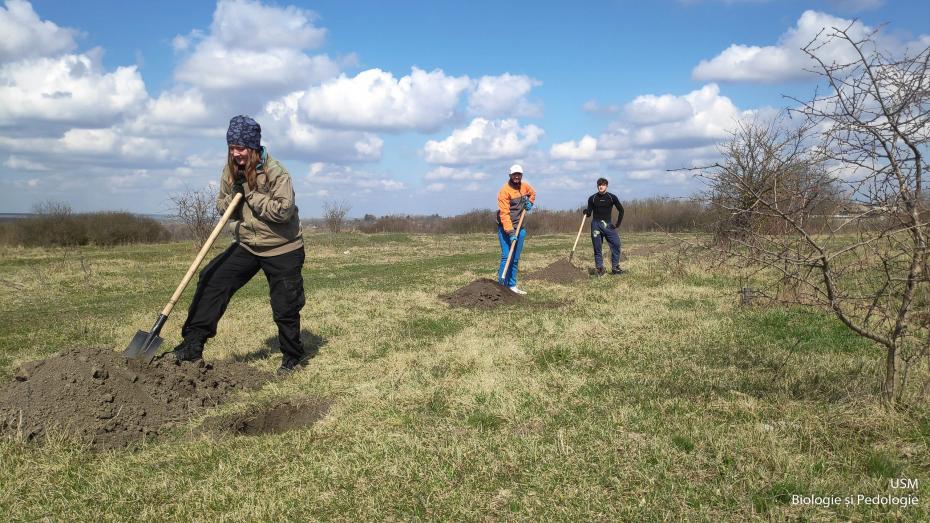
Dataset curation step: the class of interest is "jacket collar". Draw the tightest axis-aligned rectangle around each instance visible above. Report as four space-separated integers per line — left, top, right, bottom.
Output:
257 146 267 174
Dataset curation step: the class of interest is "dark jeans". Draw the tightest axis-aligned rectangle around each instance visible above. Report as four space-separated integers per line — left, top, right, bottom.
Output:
591 219 621 269
181 243 306 361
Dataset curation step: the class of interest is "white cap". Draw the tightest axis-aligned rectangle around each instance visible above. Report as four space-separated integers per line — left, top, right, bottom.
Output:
509 164 523 175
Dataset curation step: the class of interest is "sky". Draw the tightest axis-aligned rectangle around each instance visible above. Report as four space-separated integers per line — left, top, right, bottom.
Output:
2 0 929 217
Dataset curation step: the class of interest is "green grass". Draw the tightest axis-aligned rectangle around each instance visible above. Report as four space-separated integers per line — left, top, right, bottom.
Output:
0 232 927 521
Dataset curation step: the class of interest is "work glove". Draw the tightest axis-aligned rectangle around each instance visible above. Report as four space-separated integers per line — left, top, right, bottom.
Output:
524 201 534 211
601 220 609 229
507 231 518 243
583 209 591 217
233 168 246 194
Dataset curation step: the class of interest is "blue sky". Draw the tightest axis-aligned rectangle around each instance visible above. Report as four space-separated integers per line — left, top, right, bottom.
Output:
3 0 929 216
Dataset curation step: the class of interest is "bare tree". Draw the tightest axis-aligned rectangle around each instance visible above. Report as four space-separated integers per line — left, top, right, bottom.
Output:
703 117 841 246
700 26 930 402
171 185 219 248
32 200 72 216
323 200 351 234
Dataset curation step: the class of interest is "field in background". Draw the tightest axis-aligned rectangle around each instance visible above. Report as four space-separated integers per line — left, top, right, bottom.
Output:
0 232 927 520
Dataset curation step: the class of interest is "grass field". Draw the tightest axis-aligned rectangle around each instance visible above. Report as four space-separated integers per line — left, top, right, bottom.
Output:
0 232 927 521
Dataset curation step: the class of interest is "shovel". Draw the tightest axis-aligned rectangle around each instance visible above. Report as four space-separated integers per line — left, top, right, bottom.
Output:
123 192 244 363
499 209 527 284
568 213 587 263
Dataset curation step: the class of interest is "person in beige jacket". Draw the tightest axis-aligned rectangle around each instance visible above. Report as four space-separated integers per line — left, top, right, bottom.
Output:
172 115 308 375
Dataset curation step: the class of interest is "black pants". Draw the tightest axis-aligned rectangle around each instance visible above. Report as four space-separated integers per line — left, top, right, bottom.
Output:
181 243 306 361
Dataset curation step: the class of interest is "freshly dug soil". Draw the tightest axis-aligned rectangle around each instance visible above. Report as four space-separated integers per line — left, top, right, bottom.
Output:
201 397 333 436
441 278 524 308
526 258 588 284
0 347 268 450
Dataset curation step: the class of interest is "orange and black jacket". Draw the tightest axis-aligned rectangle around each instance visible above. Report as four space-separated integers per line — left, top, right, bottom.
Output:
497 181 537 232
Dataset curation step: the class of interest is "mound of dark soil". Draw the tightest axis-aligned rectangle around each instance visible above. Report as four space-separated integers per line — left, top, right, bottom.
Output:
202 397 333 436
440 278 524 308
0 347 269 450
526 258 587 284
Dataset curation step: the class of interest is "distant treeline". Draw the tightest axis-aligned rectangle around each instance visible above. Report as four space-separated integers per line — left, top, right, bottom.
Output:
354 197 712 234
0 212 170 247
0 197 712 248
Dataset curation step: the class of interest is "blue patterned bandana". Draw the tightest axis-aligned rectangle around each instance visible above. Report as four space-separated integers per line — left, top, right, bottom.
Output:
226 115 261 150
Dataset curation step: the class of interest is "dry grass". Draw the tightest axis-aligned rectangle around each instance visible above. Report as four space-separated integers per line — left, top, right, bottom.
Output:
0 232 927 521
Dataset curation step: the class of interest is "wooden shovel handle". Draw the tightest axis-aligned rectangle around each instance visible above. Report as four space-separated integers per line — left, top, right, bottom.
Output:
160 192 244 317
570 213 587 255
500 209 527 282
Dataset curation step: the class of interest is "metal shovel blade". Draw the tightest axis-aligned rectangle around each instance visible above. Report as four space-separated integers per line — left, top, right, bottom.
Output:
123 329 163 362
123 313 168 362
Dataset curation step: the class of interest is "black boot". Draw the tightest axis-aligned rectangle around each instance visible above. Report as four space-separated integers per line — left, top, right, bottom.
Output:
171 337 205 363
277 350 311 376
610 266 625 275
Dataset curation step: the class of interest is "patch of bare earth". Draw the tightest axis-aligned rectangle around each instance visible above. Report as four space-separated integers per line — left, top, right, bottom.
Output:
525 258 588 284
440 278 524 308
0 347 269 450
201 397 333 436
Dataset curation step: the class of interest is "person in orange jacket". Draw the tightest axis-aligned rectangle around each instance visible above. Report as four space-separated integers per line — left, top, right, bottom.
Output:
496 164 536 294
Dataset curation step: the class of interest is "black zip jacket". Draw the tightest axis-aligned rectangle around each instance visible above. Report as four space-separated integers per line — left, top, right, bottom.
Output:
585 191 624 227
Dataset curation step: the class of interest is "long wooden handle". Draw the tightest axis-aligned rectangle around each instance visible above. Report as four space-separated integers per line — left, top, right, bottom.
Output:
500 209 527 282
160 192 244 317
570 213 587 255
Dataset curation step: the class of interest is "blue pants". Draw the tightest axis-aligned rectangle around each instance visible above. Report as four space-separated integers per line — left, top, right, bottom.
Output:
591 219 621 270
497 225 527 287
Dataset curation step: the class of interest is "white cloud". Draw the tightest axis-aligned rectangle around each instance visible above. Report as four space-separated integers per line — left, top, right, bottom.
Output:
299 67 471 132
550 135 616 161
424 166 489 181
693 10 927 83
124 88 218 136
626 84 746 148
0 51 148 127
304 162 406 193
468 73 542 118
174 0 338 93
4 155 49 170
209 0 325 50
624 93 695 125
423 118 544 165
0 127 174 166
546 84 764 194
0 0 77 61
262 91 383 162
59 128 172 161
426 183 446 192
176 41 341 93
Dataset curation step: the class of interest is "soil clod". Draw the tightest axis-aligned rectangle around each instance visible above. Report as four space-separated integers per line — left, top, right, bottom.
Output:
440 278 524 308
0 347 269 450
526 259 588 284
203 398 333 436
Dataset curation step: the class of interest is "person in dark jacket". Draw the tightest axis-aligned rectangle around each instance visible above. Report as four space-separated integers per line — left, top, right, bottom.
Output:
583 177 624 276
171 115 308 375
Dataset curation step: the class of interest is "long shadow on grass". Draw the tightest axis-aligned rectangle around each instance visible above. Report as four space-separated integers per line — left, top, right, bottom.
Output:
229 329 326 363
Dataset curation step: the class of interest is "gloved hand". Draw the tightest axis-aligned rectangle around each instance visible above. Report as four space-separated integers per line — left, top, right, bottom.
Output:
524 201 534 211
583 209 591 217
601 220 609 228
233 168 246 195
507 231 518 243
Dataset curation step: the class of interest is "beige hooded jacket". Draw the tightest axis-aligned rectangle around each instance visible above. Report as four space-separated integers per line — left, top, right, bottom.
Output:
217 149 303 256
